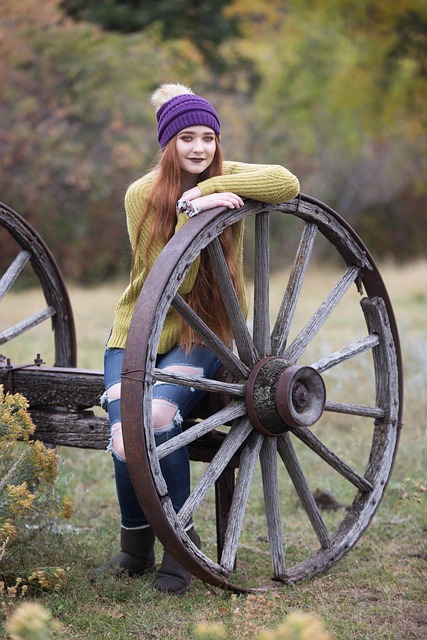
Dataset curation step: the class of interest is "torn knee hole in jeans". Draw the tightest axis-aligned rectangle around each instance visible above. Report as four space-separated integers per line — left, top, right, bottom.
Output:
152 398 182 432
108 421 126 460
108 382 121 401
101 382 121 409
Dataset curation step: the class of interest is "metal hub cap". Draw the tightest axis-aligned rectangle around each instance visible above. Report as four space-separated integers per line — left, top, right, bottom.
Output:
246 357 326 435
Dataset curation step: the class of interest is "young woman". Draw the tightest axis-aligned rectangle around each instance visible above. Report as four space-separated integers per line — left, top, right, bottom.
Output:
101 84 300 594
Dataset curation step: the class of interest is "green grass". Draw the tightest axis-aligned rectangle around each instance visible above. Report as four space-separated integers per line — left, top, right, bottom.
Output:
1 261 426 639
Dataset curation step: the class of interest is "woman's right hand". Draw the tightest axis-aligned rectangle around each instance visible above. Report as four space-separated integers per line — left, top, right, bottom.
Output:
190 192 244 213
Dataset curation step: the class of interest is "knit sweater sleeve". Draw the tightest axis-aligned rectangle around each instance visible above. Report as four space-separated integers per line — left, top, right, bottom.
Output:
198 161 300 204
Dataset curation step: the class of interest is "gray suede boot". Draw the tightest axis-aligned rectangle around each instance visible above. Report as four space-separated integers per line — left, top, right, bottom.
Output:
154 527 200 595
92 526 156 579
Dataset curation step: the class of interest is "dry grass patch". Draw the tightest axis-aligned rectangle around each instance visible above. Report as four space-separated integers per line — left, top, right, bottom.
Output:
1 260 426 639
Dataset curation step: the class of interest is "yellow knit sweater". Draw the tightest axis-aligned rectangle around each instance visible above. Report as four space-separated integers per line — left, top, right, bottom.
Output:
107 160 300 352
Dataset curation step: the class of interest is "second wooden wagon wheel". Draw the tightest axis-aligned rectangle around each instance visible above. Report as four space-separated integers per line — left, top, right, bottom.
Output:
0 202 76 368
121 194 403 592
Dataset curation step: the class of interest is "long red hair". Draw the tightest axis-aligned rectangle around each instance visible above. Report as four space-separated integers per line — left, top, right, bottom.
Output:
132 136 243 352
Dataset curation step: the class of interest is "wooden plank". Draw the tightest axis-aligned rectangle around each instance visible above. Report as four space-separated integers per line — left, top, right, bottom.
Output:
0 366 104 409
28 405 238 473
30 408 109 449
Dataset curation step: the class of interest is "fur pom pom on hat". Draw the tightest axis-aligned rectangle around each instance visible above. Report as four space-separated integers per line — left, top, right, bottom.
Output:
152 83 220 149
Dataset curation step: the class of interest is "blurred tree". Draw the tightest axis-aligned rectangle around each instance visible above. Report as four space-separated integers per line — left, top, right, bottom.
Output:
0 0 190 281
60 0 246 77
232 0 427 261
1 0 426 280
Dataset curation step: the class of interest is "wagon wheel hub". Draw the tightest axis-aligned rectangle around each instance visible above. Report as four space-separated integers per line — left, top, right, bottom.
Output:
245 357 326 435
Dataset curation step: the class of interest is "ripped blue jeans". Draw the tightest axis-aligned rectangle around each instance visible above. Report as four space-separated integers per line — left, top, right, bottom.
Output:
103 343 221 529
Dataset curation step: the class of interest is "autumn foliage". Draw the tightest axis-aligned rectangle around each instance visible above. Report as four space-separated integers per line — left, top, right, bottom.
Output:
1 0 426 281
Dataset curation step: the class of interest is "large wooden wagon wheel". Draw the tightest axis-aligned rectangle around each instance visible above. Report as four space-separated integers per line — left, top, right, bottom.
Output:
0 202 76 368
121 194 403 592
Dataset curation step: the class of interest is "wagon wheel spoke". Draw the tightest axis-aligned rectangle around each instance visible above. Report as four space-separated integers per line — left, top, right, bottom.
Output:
272 223 318 355
0 307 57 346
324 401 385 420
172 294 249 379
253 211 271 357
289 426 373 492
283 265 361 363
221 430 264 572
156 401 247 460
0 250 31 300
153 367 245 397
277 433 331 549
260 437 286 577
0 246 54 345
207 237 259 367
177 417 253 527
0 203 76 366
312 334 380 373
311 334 386 418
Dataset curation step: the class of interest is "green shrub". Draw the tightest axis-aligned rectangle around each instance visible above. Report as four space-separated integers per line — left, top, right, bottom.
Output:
0 385 73 622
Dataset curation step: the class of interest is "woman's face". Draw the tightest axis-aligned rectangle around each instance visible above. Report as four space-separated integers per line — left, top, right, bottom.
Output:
176 126 216 175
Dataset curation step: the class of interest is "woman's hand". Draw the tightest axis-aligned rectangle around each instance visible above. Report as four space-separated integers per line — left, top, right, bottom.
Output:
181 186 202 201
185 192 244 213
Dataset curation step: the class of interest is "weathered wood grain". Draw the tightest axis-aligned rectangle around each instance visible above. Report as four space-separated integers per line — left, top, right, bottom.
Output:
0 249 31 300
272 222 317 355
253 212 271 357
220 430 263 572
208 237 259 367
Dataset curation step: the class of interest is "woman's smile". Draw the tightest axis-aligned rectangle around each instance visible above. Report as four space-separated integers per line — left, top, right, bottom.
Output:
176 126 216 174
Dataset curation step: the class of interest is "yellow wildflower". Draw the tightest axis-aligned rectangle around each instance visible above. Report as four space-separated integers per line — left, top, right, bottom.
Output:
31 440 58 485
0 519 17 541
7 601 64 640
0 390 35 441
257 610 331 640
7 483 35 515
194 622 227 639
58 495 74 519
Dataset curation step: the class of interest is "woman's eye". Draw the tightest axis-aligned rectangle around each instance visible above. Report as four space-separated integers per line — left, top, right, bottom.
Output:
204 136 214 142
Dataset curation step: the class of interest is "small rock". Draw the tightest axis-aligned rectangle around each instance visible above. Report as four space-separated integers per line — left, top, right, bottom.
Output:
313 488 342 511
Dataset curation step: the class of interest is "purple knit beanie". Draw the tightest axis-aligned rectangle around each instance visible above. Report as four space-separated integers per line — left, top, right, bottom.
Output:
154 85 221 149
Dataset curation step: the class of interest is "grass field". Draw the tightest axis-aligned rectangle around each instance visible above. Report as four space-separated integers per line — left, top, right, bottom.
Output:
1 260 426 639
